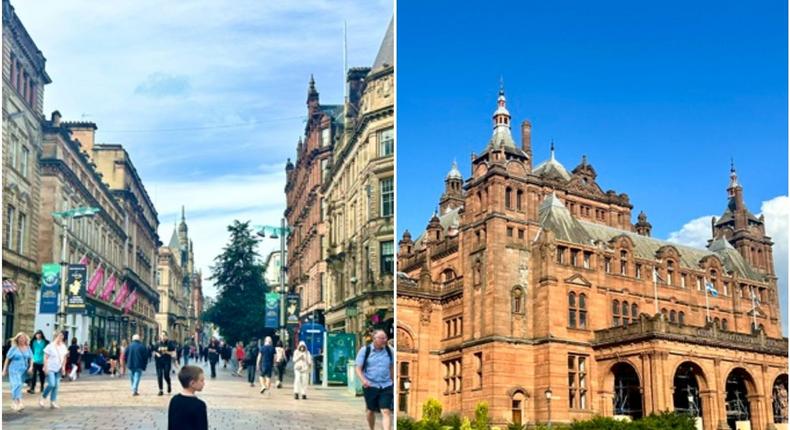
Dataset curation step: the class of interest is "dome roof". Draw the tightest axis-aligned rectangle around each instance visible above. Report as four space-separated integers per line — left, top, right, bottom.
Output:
533 143 571 181
446 160 462 180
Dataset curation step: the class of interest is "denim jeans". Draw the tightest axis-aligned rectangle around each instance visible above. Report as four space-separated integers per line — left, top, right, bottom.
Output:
41 371 61 402
129 370 142 393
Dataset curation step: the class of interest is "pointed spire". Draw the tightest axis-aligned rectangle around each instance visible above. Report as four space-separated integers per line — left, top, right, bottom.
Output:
499 75 505 96
729 158 739 188
550 140 556 161
581 154 587 166
486 81 515 150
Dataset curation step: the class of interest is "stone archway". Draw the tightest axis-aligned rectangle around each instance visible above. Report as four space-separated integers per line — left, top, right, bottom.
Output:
724 367 757 430
773 374 788 424
673 361 708 419
612 362 643 419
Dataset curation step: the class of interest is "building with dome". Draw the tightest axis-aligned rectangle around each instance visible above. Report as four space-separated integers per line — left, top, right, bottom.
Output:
396 88 788 429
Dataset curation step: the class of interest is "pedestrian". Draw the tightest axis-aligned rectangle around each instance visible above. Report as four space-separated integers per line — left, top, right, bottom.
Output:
257 337 275 394
27 330 48 394
182 342 190 366
108 340 120 377
124 334 148 396
119 339 128 377
154 331 177 396
207 339 219 379
244 340 258 387
168 365 207 430
3 332 33 412
67 337 81 381
220 341 231 369
89 352 106 375
355 329 394 430
292 341 312 400
40 331 68 409
274 340 287 388
234 342 245 376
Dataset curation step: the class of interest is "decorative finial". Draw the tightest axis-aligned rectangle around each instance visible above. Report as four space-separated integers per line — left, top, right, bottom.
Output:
730 157 735 173
181 205 185 222
582 154 587 166
499 76 504 96
550 139 555 161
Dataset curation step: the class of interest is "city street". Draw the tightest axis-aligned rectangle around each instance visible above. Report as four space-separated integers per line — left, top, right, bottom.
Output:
2 360 380 429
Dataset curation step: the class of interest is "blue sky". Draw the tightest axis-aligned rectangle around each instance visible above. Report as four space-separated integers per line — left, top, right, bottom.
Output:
15 0 392 297
397 1 788 332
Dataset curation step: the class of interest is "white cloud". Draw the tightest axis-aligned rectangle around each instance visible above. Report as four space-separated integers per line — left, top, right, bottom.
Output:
667 195 789 334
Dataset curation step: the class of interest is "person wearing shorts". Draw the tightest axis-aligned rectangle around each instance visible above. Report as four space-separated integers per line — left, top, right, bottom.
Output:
355 329 393 430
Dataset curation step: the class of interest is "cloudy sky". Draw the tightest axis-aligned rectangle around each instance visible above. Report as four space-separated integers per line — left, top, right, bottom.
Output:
14 1 392 298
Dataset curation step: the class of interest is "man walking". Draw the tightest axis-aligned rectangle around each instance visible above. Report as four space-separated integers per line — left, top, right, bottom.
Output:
355 330 394 430
124 334 148 396
256 337 275 394
154 331 177 396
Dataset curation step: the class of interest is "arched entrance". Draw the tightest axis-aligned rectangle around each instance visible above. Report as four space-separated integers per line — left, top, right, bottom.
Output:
773 374 788 424
3 293 15 341
612 362 643 419
725 368 755 430
673 362 705 418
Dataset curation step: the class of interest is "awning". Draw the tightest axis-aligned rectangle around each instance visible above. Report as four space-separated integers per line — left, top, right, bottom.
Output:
3 279 18 294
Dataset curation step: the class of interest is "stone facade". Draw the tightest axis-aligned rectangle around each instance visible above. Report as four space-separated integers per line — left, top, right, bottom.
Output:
322 19 394 345
1 0 51 340
396 89 788 430
263 250 286 290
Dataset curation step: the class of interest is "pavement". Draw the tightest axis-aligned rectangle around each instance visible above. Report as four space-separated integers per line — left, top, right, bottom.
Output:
1 359 383 429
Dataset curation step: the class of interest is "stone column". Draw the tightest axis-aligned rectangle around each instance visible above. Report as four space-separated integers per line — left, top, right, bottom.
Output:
641 352 655 415
713 358 729 430
747 394 766 430
700 390 718 430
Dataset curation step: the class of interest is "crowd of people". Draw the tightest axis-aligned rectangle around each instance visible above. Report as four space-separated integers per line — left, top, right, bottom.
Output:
2 328 395 430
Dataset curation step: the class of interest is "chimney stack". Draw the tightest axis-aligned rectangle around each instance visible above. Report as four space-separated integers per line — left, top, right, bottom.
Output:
521 120 532 170
51 110 61 127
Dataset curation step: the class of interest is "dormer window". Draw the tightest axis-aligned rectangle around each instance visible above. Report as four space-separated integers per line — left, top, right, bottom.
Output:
666 260 675 286
619 251 628 276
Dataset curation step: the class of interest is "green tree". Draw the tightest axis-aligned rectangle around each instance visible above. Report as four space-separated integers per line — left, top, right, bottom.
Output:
472 402 490 430
204 220 268 344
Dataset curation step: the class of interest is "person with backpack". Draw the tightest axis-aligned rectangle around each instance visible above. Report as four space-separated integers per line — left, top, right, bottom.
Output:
355 329 393 430
243 340 258 387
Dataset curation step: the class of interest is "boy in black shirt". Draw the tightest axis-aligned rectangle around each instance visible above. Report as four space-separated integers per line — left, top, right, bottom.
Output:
168 365 207 430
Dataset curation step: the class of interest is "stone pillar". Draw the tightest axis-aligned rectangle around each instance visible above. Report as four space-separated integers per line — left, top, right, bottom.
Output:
747 394 766 430
641 352 655 415
713 358 730 430
701 390 718 430
599 390 614 417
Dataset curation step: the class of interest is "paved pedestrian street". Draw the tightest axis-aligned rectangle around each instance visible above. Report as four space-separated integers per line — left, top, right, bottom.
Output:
2 360 382 429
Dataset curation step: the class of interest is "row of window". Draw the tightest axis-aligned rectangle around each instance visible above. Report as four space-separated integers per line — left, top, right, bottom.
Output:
568 354 589 409
444 315 463 339
568 292 588 329
443 358 462 395
612 300 639 326
9 53 37 108
7 135 31 178
3 205 27 254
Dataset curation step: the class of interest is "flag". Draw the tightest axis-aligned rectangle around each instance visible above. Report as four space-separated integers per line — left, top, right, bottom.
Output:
78 254 90 265
705 281 719 298
123 289 137 314
100 273 117 301
113 281 130 306
751 288 761 305
86 264 105 296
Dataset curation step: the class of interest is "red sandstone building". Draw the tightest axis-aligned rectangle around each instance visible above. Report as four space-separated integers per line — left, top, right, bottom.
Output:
396 89 788 430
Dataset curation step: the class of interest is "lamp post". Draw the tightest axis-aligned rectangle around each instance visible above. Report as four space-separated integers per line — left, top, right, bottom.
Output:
52 206 99 334
256 219 291 345
545 387 553 429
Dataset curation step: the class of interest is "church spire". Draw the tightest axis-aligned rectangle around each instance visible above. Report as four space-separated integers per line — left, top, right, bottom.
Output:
485 81 516 150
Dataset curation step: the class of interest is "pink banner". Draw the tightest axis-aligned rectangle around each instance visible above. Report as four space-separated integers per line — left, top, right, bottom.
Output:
78 254 90 265
123 290 137 314
113 281 130 307
99 273 117 301
86 264 105 296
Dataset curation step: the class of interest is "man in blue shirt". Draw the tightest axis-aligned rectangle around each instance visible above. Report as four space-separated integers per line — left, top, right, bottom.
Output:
355 329 393 430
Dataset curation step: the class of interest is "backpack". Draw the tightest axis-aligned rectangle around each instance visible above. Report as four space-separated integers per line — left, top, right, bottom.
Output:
244 345 257 363
362 344 392 372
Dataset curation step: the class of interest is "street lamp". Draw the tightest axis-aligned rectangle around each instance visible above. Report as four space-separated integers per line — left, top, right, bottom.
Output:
545 387 553 429
52 206 100 333
256 219 291 345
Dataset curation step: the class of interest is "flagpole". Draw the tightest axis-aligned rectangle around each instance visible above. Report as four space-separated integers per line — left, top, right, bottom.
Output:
704 277 711 323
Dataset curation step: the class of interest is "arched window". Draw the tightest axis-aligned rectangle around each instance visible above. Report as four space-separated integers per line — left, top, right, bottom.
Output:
620 251 628 276
666 260 675 286
568 293 577 328
631 303 638 320
511 391 526 426
505 187 513 210
722 319 728 331
670 310 677 323
613 300 620 326
661 308 668 319
512 287 524 314
622 301 630 324
678 311 685 326
442 269 456 284
714 317 720 328
578 294 587 329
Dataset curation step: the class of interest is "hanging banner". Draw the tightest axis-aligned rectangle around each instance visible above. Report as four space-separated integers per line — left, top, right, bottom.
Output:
265 292 280 329
285 294 300 327
39 263 60 314
66 264 87 314
326 332 356 385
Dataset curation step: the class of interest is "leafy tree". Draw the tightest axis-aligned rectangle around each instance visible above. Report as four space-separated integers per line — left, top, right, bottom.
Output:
472 402 490 430
423 398 444 423
204 220 268 344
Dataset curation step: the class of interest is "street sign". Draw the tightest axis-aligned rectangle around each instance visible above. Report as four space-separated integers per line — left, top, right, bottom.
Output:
66 264 87 314
39 263 60 314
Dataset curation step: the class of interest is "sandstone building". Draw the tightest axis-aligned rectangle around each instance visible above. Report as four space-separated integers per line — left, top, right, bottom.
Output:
396 89 788 430
2 0 51 339
156 209 197 343
322 19 394 345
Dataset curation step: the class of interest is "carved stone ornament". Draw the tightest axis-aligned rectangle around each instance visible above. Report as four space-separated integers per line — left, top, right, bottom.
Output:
420 300 433 325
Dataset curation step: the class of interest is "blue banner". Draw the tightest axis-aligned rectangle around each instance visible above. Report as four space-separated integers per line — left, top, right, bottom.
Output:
39 263 60 314
265 292 280 328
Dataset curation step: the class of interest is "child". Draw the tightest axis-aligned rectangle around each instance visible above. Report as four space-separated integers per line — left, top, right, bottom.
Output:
167 365 207 430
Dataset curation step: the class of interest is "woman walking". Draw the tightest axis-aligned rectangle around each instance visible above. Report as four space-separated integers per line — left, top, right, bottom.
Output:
40 331 67 409
292 341 312 400
234 342 244 376
108 340 120 377
3 332 34 411
67 337 81 381
119 339 128 377
274 340 287 388
27 330 48 394
207 339 219 378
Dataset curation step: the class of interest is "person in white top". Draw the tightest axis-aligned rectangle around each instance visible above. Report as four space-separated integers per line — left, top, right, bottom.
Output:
40 331 68 409
292 341 312 400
